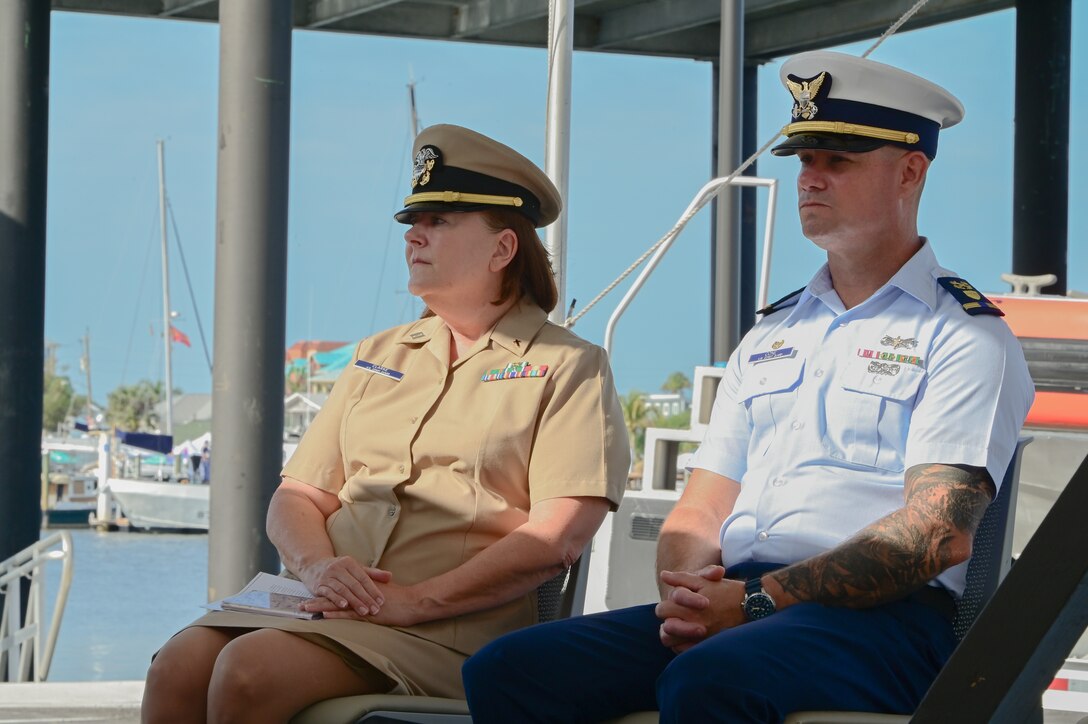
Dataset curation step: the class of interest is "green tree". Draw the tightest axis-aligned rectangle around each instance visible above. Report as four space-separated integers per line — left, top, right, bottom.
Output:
661 371 692 396
655 409 692 430
107 380 165 432
42 371 74 432
620 389 658 462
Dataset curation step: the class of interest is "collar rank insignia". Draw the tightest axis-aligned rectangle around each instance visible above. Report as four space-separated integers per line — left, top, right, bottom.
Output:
757 286 805 316
937 277 1005 317
786 71 828 120
482 361 549 382
412 145 441 188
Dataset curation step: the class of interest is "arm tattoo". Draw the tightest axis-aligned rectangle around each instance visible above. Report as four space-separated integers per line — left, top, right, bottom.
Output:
772 464 995 608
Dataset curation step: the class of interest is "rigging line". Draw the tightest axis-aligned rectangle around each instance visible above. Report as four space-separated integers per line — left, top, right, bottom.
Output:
862 0 930 58
121 203 162 385
562 0 931 328
565 131 781 327
166 197 213 374
368 122 413 335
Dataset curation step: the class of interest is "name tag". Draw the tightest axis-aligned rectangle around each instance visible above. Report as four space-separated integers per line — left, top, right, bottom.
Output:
748 347 795 365
354 360 404 381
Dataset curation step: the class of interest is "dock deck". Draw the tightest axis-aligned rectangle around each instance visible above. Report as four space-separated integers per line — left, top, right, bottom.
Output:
1 680 1086 722
0 681 142 723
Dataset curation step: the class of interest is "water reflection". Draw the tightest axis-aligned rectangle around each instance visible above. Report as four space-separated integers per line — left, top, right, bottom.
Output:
42 528 208 681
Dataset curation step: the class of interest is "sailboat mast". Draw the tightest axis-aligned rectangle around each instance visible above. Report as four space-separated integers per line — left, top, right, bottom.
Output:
408 69 421 139
83 328 93 428
157 140 174 436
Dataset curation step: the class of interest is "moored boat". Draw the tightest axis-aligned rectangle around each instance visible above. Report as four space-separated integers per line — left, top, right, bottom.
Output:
104 476 209 532
40 439 100 529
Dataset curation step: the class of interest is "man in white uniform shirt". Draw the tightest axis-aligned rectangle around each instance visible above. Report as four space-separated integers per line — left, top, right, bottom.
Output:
463 51 1034 722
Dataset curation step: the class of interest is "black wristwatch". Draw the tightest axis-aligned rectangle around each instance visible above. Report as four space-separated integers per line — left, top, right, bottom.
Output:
741 577 776 621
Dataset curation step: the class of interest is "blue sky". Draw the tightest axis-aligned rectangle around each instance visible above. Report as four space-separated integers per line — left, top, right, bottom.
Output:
45 7 1085 404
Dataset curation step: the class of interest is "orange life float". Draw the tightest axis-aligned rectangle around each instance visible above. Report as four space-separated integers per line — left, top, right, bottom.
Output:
989 294 1088 430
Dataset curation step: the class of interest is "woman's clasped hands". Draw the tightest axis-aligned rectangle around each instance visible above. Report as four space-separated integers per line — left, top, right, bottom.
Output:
299 555 391 617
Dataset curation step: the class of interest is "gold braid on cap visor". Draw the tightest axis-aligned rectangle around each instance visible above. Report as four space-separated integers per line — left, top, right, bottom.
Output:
781 121 920 145
403 190 524 208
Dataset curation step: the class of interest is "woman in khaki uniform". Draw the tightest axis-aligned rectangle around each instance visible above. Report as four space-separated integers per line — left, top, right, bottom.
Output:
142 125 630 723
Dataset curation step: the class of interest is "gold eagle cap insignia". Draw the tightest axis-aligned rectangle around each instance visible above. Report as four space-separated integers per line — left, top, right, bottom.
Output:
411 146 440 189
786 71 827 121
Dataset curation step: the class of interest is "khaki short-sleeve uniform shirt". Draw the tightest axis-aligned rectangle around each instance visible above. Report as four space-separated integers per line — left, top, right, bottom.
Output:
190 302 629 696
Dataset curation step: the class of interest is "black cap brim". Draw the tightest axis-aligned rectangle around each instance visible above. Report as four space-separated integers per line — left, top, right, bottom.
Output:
393 201 503 225
770 132 888 156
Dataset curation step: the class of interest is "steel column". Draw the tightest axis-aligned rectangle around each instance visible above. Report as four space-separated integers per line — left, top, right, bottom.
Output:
209 0 292 600
1012 0 1070 293
711 0 744 362
0 2 49 569
739 63 758 335
544 0 573 323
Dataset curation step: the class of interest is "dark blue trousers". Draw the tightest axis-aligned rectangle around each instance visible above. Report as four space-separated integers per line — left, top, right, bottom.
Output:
463 571 955 723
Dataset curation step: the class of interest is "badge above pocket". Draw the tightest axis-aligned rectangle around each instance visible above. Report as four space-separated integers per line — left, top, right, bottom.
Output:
842 348 925 402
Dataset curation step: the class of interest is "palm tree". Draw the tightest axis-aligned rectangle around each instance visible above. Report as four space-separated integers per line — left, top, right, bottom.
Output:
106 380 166 431
661 371 692 397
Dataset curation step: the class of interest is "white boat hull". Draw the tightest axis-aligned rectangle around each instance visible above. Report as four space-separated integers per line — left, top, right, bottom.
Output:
105 478 209 531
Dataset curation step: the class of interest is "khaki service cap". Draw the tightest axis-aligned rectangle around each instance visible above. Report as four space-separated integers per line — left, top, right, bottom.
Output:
394 124 561 228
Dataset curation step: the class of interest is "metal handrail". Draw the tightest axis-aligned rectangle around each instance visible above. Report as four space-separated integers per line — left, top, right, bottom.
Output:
603 175 779 356
0 530 73 682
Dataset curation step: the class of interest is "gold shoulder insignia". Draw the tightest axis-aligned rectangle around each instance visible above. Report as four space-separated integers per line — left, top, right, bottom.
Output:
937 276 1004 317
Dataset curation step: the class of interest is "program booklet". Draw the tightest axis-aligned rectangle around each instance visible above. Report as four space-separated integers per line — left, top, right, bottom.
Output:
215 572 322 620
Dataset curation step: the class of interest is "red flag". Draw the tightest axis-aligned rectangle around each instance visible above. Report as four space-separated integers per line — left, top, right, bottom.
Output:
170 325 191 348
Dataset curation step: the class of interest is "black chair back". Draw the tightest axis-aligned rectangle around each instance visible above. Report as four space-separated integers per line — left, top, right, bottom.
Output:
952 435 1030 640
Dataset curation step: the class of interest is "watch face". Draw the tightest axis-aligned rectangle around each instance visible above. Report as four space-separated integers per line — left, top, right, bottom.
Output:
744 592 776 620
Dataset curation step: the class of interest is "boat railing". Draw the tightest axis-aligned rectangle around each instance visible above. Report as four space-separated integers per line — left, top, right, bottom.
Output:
602 174 779 356
0 531 73 682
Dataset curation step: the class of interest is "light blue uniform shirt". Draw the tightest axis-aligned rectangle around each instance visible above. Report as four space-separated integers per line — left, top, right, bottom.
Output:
690 240 1034 596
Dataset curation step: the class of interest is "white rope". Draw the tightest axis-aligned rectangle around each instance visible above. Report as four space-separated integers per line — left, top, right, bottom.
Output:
862 0 930 58
562 0 931 328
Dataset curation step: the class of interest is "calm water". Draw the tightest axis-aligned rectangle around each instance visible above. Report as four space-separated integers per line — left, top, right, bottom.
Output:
41 528 209 681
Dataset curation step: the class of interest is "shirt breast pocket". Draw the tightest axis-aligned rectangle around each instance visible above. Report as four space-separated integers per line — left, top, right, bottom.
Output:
826 361 925 472
738 358 804 457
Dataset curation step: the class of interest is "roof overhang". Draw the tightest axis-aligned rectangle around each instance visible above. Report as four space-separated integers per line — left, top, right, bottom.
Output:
51 0 1015 63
